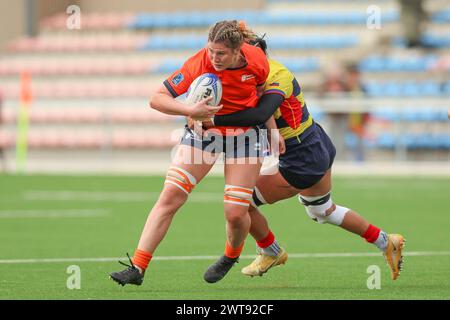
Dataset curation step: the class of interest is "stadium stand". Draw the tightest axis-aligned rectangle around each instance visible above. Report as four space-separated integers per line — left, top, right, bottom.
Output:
0 0 448 171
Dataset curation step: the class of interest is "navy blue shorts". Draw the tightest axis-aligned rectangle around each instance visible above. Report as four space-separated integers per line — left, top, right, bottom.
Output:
278 122 336 189
180 125 269 158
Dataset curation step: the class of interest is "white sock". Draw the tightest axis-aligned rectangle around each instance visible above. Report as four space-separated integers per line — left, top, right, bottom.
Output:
374 231 389 251
260 240 281 257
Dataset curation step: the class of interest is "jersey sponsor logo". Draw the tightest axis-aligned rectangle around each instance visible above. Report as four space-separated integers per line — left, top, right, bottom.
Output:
241 74 255 82
269 82 280 87
171 73 184 86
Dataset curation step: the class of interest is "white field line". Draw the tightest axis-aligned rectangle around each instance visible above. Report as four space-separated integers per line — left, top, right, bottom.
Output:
0 209 110 218
22 191 222 202
0 251 449 264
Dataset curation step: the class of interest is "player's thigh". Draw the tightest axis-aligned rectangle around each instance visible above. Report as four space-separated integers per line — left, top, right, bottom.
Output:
171 144 219 183
224 157 263 189
256 168 300 204
222 158 263 213
299 168 332 197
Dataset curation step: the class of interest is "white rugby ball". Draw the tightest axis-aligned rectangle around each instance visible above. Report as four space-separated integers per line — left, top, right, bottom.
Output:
185 73 222 106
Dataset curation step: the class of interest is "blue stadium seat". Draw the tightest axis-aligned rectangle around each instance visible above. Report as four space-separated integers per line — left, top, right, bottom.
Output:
359 57 384 72
140 35 358 51
377 133 396 149
438 134 450 149
381 11 400 23
372 108 398 121
385 82 402 96
364 82 382 97
437 109 449 121
128 8 399 29
278 57 319 72
127 13 152 29
422 34 450 48
364 80 445 97
154 59 183 73
443 82 450 95
421 81 441 96
431 8 450 23
400 133 417 149
401 109 421 122
344 132 360 149
308 106 324 122
359 55 437 72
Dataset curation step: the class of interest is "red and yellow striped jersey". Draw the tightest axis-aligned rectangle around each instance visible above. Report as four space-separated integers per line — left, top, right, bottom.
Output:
263 59 313 140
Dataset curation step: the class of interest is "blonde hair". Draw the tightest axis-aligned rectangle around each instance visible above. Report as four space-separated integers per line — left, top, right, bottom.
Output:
208 20 257 50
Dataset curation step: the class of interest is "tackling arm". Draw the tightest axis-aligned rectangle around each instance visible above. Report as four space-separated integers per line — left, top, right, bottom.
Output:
213 93 283 127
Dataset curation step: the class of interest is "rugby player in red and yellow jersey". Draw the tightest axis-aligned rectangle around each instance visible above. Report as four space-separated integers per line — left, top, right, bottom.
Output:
206 38 405 282
110 20 271 286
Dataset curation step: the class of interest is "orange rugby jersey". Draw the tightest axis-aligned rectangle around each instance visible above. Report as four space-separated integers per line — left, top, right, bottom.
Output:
163 42 269 135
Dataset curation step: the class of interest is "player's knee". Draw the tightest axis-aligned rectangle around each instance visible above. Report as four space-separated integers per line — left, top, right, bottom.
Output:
299 193 349 226
160 166 196 209
225 210 248 226
224 184 253 207
223 184 253 224
248 204 258 215
164 166 197 195
158 186 188 210
250 186 272 207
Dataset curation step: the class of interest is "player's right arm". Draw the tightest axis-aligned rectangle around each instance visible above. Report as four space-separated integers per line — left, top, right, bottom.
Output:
265 115 285 155
150 50 222 120
150 85 221 120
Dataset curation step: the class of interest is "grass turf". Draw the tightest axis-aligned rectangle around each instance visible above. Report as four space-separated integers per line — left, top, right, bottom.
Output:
0 174 449 299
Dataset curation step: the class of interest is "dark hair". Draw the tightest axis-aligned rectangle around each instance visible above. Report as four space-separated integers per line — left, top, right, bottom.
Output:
248 35 268 55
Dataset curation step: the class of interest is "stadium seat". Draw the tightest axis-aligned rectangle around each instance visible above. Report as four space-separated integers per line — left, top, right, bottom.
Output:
432 8 450 23
376 133 396 149
1 3 448 158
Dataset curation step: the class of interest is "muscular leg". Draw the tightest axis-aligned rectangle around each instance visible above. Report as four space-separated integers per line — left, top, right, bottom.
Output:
246 166 404 280
223 158 263 249
239 167 295 276
249 169 299 241
203 157 263 283
298 168 405 280
299 169 369 235
110 145 219 286
137 145 218 254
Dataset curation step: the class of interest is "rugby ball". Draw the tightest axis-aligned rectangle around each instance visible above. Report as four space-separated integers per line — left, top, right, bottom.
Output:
185 73 222 106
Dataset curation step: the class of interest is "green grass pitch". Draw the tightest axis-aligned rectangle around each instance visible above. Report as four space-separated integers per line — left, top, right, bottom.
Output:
0 174 449 300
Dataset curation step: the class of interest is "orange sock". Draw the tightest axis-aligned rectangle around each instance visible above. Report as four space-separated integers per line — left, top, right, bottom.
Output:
224 241 244 259
132 249 152 272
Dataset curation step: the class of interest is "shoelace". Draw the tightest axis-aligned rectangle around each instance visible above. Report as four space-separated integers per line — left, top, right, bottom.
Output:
118 253 136 270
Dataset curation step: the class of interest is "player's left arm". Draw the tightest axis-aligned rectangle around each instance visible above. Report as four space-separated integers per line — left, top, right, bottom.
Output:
211 93 284 127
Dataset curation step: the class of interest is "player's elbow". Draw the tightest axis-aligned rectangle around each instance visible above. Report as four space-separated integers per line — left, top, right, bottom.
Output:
149 94 161 111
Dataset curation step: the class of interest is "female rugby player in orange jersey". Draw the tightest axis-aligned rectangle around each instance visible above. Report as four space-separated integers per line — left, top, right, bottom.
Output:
110 20 271 286
203 36 405 282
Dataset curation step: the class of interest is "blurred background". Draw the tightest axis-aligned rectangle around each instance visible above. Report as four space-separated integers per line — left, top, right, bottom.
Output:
0 0 449 175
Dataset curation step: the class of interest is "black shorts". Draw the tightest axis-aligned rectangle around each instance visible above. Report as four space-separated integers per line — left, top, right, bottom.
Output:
180 125 269 158
278 122 336 189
